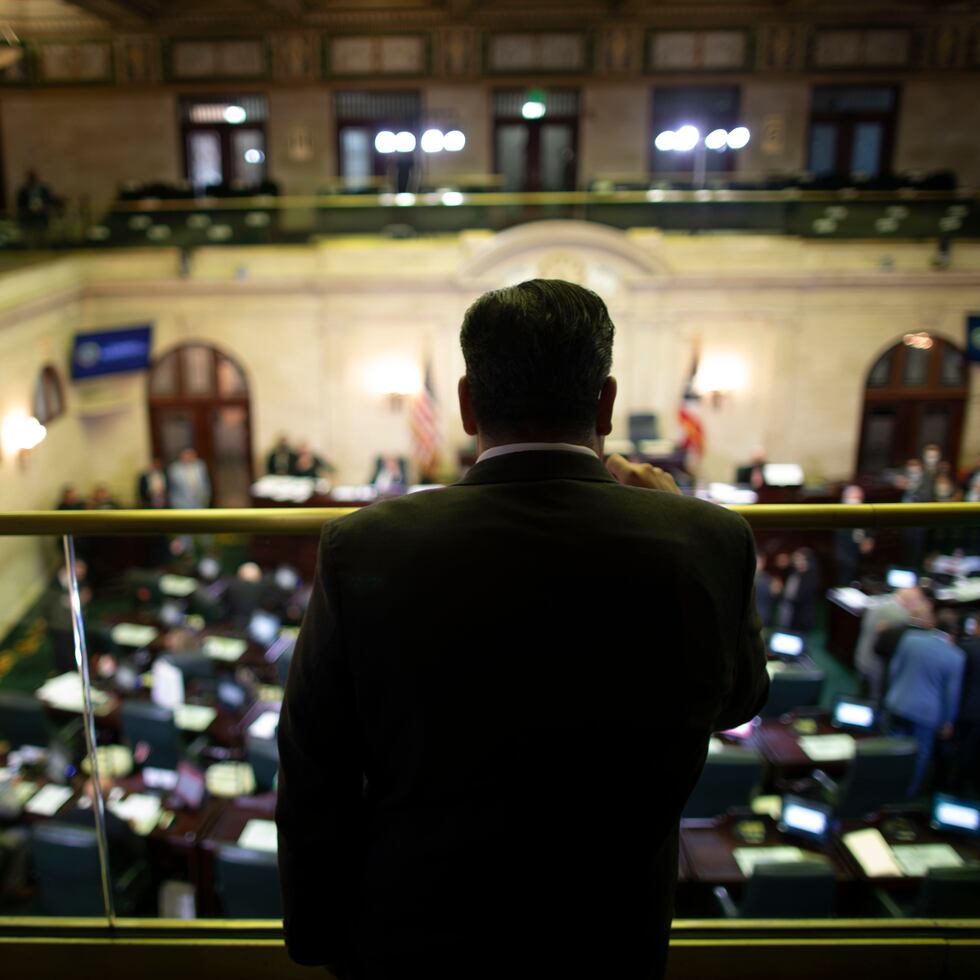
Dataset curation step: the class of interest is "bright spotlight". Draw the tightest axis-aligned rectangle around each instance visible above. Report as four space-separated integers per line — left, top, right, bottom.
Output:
521 100 546 120
674 125 700 152
420 128 445 153
726 126 750 150
223 105 247 124
395 192 416 206
395 131 417 153
374 130 397 154
654 130 676 152
443 129 466 152
705 128 728 151
441 190 464 206
243 148 265 164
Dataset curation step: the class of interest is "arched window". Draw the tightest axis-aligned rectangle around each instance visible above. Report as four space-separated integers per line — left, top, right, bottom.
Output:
147 343 253 507
856 334 968 476
33 364 65 425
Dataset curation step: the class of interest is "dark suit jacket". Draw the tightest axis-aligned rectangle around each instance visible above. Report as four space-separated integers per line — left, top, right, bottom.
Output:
276 450 768 980
137 470 169 508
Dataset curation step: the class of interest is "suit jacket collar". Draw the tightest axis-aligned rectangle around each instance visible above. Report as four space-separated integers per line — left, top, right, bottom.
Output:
456 449 618 487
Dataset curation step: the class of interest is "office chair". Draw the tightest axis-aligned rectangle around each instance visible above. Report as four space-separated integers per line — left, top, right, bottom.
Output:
214 845 282 918
714 861 836 918
168 651 217 685
760 670 825 719
814 736 918 819
120 700 182 770
246 735 279 793
31 822 149 916
0 692 52 750
875 866 980 918
682 748 763 819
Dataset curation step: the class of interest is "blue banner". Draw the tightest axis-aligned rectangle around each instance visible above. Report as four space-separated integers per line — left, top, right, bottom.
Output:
71 324 153 380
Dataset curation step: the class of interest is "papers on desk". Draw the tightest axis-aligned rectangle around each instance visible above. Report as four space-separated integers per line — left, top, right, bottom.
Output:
206 762 256 799
24 783 74 817
732 845 806 877
891 843 964 878
203 636 248 662
706 483 758 506
159 574 198 598
238 818 278 853
843 828 905 878
828 587 874 613
251 475 316 503
110 623 159 648
330 484 377 503
797 734 857 762
37 672 111 715
109 793 163 836
248 710 280 741
143 767 180 791
174 704 218 733
81 744 134 779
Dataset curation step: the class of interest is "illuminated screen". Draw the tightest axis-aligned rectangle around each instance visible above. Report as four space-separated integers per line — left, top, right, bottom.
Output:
833 700 875 729
782 799 829 839
770 632 804 656
933 795 980 835
887 568 918 589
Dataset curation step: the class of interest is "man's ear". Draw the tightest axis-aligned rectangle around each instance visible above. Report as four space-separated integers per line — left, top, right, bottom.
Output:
596 376 617 437
458 376 479 436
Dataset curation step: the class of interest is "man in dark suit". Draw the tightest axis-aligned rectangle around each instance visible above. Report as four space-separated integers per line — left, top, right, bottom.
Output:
276 279 769 980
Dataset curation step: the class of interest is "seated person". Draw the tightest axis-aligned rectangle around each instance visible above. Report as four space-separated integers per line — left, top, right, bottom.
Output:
370 455 408 495
89 483 121 510
734 447 767 489
223 562 271 627
293 442 335 480
266 436 297 476
56 484 86 510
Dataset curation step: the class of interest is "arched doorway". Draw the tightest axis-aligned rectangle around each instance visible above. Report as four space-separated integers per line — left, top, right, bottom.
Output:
856 334 968 476
147 343 253 507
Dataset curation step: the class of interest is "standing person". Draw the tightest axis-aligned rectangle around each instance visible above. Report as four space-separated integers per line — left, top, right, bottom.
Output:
885 607 966 798
16 170 60 248
833 484 875 586
854 587 921 702
276 279 769 980
167 447 211 509
775 547 820 633
952 614 980 794
137 458 169 508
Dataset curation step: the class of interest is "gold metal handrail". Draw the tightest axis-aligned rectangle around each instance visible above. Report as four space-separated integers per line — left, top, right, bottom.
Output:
1 503 979 535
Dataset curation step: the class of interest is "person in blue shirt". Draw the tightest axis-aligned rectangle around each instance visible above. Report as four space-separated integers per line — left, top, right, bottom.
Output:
885 605 966 798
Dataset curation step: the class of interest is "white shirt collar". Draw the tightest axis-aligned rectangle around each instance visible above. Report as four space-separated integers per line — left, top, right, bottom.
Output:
476 442 599 464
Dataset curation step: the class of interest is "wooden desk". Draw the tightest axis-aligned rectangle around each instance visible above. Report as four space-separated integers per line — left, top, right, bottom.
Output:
196 793 276 916
838 807 980 893
751 711 879 782
680 813 853 886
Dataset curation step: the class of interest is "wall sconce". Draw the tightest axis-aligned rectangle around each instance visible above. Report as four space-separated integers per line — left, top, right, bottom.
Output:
2 411 46 465
367 359 422 411
694 356 747 409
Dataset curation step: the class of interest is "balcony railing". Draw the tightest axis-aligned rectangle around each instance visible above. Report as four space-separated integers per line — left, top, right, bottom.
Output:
1 504 979 979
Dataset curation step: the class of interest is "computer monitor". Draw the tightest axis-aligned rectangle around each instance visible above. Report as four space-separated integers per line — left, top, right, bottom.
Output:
832 696 877 731
275 566 300 592
248 610 281 647
151 657 185 710
886 567 918 590
217 678 248 713
769 631 805 658
931 793 980 837
779 794 833 842
762 463 804 487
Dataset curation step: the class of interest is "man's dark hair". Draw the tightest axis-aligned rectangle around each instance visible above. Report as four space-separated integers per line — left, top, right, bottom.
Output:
460 278 614 440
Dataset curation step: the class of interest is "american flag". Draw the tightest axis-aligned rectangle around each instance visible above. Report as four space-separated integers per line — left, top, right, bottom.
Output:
410 361 440 482
677 347 705 464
